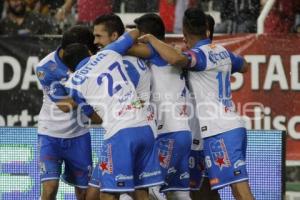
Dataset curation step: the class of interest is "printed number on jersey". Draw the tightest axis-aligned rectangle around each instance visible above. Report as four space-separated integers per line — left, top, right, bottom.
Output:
97 62 129 96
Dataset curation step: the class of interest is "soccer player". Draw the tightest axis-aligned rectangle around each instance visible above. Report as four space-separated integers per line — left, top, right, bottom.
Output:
63 29 163 200
35 25 99 200
138 8 254 200
132 13 192 200
86 14 156 200
189 14 221 200
92 14 154 130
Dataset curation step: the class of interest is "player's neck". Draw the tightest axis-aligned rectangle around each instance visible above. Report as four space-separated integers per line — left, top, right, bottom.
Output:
190 35 208 47
58 49 64 59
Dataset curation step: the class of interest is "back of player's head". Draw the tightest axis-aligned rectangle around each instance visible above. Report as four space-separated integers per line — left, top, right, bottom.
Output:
62 43 91 72
183 8 207 36
94 13 125 37
134 13 165 40
206 14 215 40
61 25 97 54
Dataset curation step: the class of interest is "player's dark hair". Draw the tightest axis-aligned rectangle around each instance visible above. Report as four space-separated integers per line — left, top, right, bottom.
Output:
134 13 165 40
61 25 97 54
94 13 125 37
183 8 207 36
62 43 91 72
206 14 215 40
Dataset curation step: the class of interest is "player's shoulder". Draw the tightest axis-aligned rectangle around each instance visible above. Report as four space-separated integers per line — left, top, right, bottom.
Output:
36 52 64 83
123 55 138 62
37 51 56 67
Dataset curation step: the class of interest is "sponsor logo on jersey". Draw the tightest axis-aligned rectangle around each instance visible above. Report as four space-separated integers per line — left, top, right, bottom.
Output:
99 144 113 175
115 174 133 181
179 172 190 180
209 43 216 49
117 99 143 116
193 139 200 145
117 181 125 187
208 50 230 64
139 170 161 180
234 160 246 169
201 126 207 132
234 170 242 176
158 139 174 168
71 52 107 85
210 139 231 170
167 167 177 174
210 178 219 185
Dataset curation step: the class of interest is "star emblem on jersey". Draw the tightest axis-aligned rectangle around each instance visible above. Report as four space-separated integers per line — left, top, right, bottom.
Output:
210 139 231 170
216 156 225 167
100 161 108 171
158 139 174 168
159 154 166 164
99 144 113 175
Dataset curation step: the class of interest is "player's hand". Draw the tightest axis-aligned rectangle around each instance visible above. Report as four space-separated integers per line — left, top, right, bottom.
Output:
138 34 154 43
171 42 183 54
55 7 66 22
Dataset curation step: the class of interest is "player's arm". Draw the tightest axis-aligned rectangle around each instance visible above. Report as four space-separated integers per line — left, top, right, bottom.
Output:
89 112 103 124
56 97 77 112
65 87 103 124
127 43 152 58
104 29 140 55
58 96 102 124
36 66 76 111
229 52 248 74
45 81 79 113
138 34 190 68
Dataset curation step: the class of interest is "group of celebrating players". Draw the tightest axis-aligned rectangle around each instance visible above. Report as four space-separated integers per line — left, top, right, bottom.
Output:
35 7 255 200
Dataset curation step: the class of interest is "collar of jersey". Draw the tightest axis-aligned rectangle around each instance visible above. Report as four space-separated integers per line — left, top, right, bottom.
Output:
76 57 91 70
193 39 211 48
54 47 69 71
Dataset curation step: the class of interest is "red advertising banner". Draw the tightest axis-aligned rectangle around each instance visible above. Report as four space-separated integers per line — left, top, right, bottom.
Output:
167 34 300 160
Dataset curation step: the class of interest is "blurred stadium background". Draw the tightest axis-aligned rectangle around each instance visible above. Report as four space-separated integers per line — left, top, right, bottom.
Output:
0 0 300 199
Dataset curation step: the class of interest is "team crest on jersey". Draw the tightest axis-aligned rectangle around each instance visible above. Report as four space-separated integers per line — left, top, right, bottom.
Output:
209 139 231 170
179 104 188 116
209 43 216 49
99 144 113 175
158 139 174 168
37 71 45 80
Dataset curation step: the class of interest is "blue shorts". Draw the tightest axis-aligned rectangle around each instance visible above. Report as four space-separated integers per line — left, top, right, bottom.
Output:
203 128 248 190
189 150 206 190
38 133 92 188
156 131 192 192
90 125 164 192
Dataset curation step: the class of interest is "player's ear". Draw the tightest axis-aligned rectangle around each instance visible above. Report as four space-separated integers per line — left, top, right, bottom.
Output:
111 32 119 41
206 30 210 38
